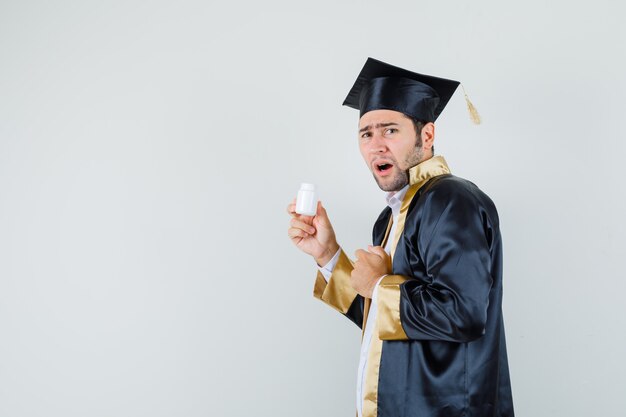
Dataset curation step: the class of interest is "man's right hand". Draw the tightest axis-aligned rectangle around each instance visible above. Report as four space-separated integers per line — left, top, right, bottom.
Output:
287 199 340 266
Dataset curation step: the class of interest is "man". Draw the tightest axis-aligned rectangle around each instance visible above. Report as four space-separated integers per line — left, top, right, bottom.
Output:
287 58 514 417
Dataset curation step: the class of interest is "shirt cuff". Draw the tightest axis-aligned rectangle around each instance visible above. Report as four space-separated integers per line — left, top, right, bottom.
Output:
317 248 342 281
371 274 388 303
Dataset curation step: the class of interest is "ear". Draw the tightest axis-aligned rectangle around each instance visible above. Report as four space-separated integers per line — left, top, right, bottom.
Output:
421 122 435 152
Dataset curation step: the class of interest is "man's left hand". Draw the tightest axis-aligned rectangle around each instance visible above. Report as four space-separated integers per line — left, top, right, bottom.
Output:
351 245 392 299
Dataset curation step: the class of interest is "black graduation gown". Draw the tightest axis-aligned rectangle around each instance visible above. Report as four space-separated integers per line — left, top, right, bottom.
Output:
313 160 514 417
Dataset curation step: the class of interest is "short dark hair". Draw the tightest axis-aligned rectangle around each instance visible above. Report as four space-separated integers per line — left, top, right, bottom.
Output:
403 115 434 155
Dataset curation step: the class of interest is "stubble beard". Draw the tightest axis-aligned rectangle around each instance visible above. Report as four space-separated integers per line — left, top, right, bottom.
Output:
373 141 425 192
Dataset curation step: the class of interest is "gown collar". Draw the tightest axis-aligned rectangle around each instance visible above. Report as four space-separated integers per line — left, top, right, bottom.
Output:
408 155 451 187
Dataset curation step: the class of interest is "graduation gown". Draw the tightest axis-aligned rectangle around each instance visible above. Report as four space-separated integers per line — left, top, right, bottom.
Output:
313 156 514 417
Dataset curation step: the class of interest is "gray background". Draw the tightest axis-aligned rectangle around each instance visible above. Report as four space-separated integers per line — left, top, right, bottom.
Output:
1 0 624 416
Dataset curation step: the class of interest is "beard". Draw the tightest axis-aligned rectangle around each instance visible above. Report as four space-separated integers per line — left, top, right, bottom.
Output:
373 141 425 192
373 167 409 192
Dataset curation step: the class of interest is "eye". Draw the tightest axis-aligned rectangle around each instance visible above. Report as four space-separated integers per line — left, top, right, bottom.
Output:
360 131 371 139
385 128 398 135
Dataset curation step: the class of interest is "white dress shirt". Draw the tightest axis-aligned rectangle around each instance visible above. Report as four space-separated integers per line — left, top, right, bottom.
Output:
318 184 409 417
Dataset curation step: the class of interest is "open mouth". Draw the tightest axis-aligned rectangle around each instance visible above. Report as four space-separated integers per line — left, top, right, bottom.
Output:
374 162 393 175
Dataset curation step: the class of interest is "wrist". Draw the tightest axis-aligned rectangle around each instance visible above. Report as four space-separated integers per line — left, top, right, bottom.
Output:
315 242 340 266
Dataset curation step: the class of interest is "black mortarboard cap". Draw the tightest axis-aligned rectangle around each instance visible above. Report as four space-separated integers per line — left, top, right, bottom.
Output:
342 57 461 122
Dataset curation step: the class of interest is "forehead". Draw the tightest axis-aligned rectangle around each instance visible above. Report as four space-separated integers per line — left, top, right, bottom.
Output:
358 109 408 128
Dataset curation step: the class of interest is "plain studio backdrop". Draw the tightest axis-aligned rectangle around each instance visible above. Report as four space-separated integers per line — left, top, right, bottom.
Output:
1 1 624 416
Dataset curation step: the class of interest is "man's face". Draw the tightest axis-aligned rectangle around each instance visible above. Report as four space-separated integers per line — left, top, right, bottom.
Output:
358 109 429 192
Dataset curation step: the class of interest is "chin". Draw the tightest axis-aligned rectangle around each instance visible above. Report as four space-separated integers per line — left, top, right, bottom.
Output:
374 172 408 192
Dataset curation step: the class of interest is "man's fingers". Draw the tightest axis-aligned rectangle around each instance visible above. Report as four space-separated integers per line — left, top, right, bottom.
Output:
354 249 369 262
288 227 309 240
286 199 297 216
290 218 316 235
355 247 388 267
368 245 388 259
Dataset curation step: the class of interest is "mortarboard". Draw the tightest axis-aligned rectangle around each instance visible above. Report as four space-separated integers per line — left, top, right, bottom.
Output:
343 57 479 123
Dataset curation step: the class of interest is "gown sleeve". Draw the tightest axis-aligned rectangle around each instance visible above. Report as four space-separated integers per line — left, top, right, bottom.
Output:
313 248 365 328
376 182 497 342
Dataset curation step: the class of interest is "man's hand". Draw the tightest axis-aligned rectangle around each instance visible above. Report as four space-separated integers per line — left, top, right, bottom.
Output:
287 200 339 266
351 246 392 298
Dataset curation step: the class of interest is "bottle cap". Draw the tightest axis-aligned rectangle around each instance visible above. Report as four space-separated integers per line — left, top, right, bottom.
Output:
300 183 316 191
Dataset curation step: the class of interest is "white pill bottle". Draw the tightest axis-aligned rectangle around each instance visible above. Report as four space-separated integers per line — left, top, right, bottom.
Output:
295 183 318 216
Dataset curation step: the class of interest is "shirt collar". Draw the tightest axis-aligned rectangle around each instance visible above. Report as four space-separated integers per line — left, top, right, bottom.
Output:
385 184 409 215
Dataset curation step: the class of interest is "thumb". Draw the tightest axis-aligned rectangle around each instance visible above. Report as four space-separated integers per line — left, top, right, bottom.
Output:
316 201 330 225
368 245 388 259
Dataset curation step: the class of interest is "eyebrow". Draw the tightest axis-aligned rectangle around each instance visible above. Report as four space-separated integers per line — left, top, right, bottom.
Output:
359 122 399 133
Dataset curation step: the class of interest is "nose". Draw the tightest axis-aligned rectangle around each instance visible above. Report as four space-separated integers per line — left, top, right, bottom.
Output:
368 132 387 154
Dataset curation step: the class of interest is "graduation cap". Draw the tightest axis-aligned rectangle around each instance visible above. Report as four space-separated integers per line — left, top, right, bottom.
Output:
343 57 480 124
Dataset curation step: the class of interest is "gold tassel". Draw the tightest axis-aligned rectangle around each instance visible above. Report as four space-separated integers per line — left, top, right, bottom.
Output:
461 84 481 125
